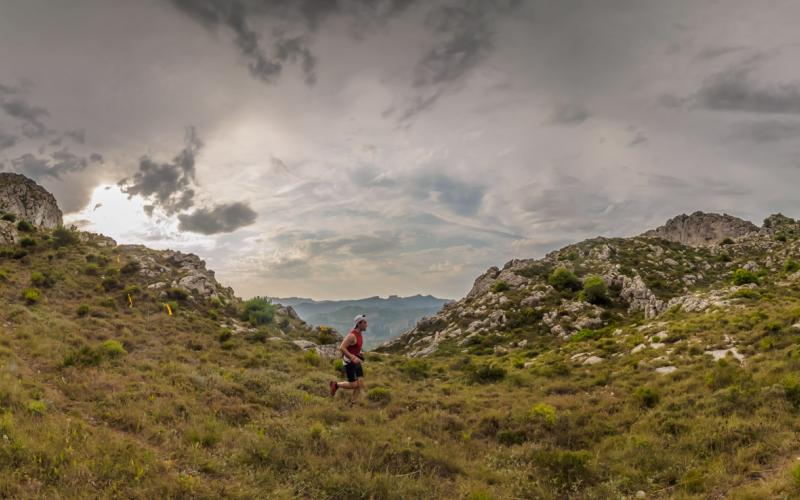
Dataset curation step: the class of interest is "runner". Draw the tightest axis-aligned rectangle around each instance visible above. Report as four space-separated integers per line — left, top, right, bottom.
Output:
329 314 367 403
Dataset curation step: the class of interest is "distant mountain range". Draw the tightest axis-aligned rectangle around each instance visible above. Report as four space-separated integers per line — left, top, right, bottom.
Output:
268 295 452 349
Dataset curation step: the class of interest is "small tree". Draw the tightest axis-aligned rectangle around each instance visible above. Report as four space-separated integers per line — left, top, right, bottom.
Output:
548 267 582 292
52 226 78 247
581 275 609 305
731 268 758 286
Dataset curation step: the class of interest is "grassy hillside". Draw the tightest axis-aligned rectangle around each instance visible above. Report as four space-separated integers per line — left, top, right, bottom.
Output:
3 223 800 498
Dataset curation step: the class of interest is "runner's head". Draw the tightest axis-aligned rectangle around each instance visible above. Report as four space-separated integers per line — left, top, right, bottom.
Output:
354 314 367 331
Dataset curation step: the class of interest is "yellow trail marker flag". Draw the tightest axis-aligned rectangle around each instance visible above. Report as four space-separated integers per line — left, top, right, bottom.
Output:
127 294 133 308
164 303 173 316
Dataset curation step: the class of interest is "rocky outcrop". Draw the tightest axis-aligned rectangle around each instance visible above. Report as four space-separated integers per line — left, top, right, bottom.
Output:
641 211 758 247
0 173 63 228
0 221 19 245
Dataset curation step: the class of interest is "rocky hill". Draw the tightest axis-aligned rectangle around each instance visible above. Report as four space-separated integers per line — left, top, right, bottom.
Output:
640 210 759 246
379 211 799 358
0 172 62 230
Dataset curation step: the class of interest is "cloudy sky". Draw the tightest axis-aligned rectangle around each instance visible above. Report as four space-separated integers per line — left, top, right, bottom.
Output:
2 0 800 299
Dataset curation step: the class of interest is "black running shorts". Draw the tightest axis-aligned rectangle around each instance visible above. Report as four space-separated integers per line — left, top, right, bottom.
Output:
345 362 364 382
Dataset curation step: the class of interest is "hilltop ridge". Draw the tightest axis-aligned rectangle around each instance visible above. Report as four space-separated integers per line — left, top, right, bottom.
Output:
380 211 797 357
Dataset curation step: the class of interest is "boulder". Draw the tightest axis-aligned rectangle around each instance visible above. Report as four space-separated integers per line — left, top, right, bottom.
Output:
0 173 63 228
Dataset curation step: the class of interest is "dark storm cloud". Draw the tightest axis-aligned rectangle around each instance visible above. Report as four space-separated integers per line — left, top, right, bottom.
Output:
547 104 590 126
64 129 86 144
170 0 517 120
177 201 257 234
9 149 91 180
119 127 201 215
729 120 800 143
695 60 800 114
0 132 18 150
0 98 50 138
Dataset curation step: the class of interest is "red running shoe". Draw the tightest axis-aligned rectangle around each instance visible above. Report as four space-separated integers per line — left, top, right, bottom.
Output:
329 381 339 397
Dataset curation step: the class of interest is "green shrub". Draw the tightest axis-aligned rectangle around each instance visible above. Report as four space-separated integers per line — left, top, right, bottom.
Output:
52 226 78 247
716 252 732 262
241 297 276 326
367 387 392 404
120 260 141 274
633 386 659 408
720 237 734 245
11 249 27 259
76 304 90 317
30 270 55 288
570 328 600 342
62 346 102 367
491 280 510 293
100 340 127 358
469 363 507 384
23 288 41 304
731 268 758 286
185 420 223 448
16 220 34 232
792 462 800 487
19 237 36 248
303 349 321 365
84 263 101 275
165 287 189 300
101 276 121 291
27 400 46 415
1 213 16 222
218 329 233 343
530 403 557 425
581 275 608 304
548 267 582 292
784 258 800 274
782 377 800 408
400 359 430 380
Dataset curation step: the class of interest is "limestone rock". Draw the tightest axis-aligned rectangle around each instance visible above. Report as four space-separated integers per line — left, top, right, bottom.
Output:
641 211 758 247
0 221 19 245
0 173 63 229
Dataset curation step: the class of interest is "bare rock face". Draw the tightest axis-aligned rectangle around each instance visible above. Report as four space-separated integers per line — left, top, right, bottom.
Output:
0 173 63 229
0 220 19 245
641 211 758 247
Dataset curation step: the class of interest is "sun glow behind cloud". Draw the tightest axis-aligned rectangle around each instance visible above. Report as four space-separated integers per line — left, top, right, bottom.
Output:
64 184 213 251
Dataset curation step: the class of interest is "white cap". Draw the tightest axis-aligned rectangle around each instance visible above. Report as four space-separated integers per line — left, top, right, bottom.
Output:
354 314 367 326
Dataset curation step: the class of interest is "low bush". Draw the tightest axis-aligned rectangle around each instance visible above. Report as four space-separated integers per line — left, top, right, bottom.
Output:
633 386 659 408
241 297 276 326
367 387 392 404
530 403 557 425
100 340 127 358
84 263 101 275
491 280 510 293
469 363 507 384
19 237 36 248
16 220 34 232
102 276 121 291
1 213 16 222
784 258 800 274
303 349 321 365
581 275 609 305
400 359 430 380
76 304 90 317
27 400 47 415
120 260 141 274
30 270 56 288
731 268 758 286
548 267 582 292
52 226 79 247
23 288 41 304
165 287 189 301
720 237 734 245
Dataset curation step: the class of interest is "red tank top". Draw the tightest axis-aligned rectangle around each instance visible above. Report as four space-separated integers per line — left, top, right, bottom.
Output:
346 329 363 358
